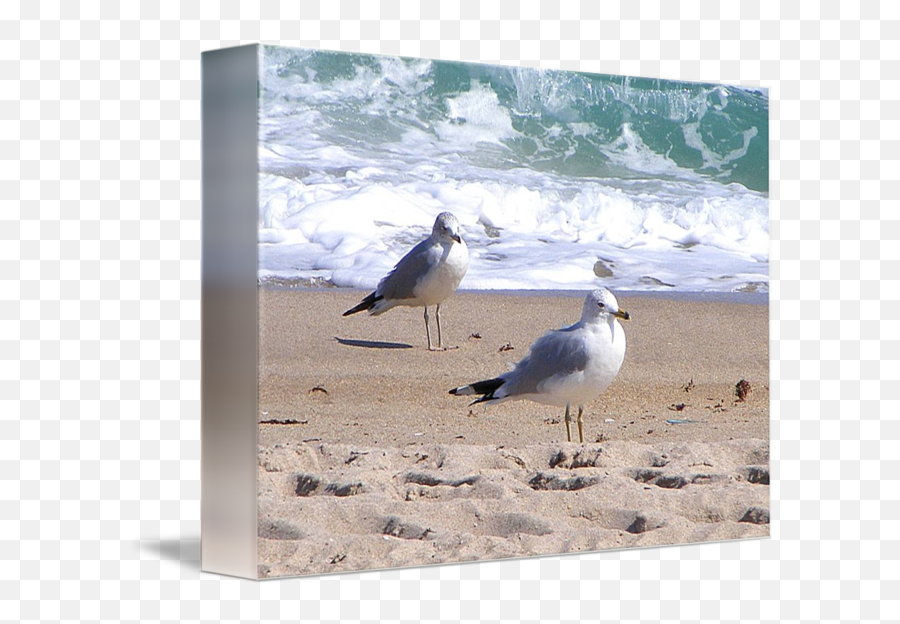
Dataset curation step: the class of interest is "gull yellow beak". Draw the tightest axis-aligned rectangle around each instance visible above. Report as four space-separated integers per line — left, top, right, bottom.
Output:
613 309 631 321
451 234 462 243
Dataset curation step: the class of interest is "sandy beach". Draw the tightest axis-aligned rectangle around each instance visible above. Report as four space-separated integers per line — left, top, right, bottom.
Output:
257 289 769 577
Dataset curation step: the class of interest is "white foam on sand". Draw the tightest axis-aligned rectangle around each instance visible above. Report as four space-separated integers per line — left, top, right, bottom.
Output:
257 168 768 293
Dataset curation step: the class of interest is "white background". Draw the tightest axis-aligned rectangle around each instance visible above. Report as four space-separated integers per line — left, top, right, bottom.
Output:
2 1 894 622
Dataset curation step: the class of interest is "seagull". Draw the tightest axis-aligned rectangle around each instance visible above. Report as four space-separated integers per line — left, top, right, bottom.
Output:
343 212 469 351
449 288 630 443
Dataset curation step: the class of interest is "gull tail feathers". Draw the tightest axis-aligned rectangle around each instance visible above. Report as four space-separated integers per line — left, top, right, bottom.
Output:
343 292 383 317
449 377 505 405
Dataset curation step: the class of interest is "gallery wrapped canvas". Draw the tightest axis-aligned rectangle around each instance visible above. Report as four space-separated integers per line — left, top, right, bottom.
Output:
202 44 769 579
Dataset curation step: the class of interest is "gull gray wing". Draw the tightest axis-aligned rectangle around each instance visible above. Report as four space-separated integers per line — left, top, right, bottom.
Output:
502 328 590 397
376 238 438 301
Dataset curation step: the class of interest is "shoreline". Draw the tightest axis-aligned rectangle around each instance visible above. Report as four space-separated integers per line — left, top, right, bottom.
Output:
257 283 770 306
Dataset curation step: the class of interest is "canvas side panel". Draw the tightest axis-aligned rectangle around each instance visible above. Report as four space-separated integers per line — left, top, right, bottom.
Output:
201 44 259 579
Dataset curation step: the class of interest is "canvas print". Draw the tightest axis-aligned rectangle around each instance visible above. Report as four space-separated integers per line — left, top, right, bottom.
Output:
254 46 768 578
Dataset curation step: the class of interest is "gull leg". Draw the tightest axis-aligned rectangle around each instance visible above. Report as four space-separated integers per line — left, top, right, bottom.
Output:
577 405 584 444
564 403 572 442
434 304 457 350
424 307 434 350
436 304 444 349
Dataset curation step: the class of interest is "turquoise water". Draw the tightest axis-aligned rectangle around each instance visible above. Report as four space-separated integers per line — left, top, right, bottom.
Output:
264 47 768 192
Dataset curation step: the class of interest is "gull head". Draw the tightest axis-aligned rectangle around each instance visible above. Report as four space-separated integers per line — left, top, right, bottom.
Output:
432 212 462 244
583 287 630 322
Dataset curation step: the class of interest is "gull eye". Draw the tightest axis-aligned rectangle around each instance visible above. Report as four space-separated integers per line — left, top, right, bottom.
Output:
598 302 605 308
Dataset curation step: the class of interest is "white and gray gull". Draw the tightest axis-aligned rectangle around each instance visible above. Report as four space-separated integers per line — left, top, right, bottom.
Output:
343 212 469 351
450 288 630 443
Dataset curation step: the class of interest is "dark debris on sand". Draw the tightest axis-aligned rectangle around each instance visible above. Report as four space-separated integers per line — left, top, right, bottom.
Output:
735 379 751 401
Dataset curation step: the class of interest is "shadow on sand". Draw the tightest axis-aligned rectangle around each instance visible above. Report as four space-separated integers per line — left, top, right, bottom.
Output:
335 337 413 349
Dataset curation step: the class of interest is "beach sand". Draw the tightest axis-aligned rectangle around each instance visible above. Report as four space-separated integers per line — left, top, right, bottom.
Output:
256 289 769 578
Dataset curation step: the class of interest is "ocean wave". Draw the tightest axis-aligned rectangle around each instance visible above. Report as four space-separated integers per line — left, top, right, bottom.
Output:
260 47 769 192
256 47 768 293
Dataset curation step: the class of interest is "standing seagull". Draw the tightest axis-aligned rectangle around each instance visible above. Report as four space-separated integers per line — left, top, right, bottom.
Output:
343 212 468 351
449 288 630 443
